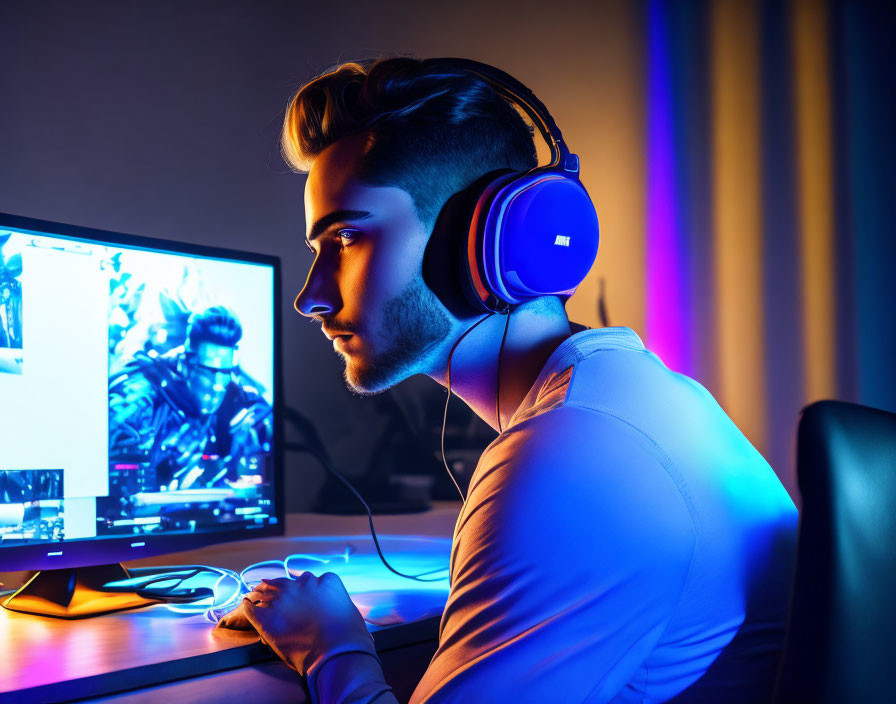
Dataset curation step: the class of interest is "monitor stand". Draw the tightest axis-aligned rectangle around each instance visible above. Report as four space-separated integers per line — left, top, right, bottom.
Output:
1 563 156 618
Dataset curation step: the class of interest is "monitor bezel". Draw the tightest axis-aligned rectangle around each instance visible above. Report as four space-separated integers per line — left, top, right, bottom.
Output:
0 211 285 571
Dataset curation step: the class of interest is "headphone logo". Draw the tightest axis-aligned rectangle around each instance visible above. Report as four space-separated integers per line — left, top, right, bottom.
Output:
553 235 571 247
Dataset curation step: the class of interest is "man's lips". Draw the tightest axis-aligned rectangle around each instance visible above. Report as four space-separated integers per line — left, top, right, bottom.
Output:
321 327 354 342
333 335 355 353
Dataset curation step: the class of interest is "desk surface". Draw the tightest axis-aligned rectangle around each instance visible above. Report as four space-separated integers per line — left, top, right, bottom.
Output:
0 504 459 703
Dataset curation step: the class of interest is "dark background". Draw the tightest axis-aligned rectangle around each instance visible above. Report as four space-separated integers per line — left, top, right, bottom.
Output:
1 0 893 509
0 0 641 511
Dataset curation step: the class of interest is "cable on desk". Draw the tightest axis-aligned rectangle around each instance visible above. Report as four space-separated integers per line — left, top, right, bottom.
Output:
284 438 447 583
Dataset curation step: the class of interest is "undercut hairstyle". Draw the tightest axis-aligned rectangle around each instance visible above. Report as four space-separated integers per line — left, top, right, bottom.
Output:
281 57 538 228
187 306 243 350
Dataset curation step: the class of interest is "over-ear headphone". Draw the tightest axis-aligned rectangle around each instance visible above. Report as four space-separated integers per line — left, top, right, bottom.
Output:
422 58 600 317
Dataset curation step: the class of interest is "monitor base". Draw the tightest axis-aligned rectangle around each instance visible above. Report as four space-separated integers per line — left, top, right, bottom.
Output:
1 563 156 618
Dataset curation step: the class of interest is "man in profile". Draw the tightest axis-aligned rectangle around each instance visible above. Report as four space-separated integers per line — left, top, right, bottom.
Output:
219 58 798 703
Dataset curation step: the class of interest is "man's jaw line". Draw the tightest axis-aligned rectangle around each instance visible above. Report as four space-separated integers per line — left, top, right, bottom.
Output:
336 334 446 397
315 314 486 402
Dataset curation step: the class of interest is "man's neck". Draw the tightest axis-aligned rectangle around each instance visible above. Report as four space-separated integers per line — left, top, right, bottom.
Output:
427 298 572 432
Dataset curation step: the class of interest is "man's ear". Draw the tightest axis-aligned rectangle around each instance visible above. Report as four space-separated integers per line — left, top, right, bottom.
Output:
422 169 514 319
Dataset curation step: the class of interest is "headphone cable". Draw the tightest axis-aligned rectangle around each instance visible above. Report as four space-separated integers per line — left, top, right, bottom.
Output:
441 313 496 503
312 456 447 582
284 418 446 582
496 311 511 434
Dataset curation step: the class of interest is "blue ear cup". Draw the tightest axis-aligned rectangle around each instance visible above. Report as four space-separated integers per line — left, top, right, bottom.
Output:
419 58 600 316
466 169 599 312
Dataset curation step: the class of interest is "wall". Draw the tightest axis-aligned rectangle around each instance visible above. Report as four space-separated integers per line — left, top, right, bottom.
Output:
1 0 893 507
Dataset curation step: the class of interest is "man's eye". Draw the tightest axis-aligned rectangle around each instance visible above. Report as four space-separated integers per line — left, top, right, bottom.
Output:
337 228 359 246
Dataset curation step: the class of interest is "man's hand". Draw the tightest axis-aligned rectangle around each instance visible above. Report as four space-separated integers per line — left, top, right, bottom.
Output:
216 572 377 676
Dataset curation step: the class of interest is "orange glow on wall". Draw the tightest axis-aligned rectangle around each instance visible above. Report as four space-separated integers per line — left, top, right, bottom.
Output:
792 0 836 404
563 2 646 335
710 0 767 451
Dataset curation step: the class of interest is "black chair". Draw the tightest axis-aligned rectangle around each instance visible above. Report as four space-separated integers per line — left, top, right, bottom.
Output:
775 400 896 703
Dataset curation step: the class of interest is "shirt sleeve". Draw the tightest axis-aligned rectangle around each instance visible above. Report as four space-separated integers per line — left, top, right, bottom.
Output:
307 651 398 704
410 404 698 703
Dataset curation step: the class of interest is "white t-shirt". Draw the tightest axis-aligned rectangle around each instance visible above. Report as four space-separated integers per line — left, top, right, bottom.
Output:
310 327 798 703
408 327 798 703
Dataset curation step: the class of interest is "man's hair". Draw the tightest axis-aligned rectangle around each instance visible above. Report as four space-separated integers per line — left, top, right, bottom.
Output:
281 57 538 228
187 306 242 350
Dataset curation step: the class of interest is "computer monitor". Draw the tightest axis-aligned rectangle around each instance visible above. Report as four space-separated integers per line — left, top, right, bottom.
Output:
0 212 283 615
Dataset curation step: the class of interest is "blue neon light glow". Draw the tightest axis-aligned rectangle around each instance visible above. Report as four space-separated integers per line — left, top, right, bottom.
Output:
113 535 451 626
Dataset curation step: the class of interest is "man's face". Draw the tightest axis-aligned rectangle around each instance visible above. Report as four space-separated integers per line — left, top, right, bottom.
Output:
295 133 451 394
185 341 236 415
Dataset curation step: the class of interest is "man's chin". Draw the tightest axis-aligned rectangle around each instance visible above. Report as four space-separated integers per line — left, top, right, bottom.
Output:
340 355 412 396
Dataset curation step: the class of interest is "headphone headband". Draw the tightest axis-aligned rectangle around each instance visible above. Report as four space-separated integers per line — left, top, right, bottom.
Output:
424 58 578 174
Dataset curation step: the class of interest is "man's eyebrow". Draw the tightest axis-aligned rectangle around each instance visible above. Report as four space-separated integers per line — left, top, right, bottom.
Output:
307 210 373 242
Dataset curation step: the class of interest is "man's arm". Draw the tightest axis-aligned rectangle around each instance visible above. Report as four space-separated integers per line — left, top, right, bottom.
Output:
411 405 697 702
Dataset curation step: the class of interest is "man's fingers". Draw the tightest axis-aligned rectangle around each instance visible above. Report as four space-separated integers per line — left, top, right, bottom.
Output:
215 588 278 630
239 596 270 631
245 588 274 603
262 576 297 588
216 603 254 630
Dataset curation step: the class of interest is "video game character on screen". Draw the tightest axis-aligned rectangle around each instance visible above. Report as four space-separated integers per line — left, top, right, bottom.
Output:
104 304 273 533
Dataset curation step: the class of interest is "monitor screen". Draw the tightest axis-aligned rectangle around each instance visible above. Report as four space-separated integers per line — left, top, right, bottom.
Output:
0 213 282 571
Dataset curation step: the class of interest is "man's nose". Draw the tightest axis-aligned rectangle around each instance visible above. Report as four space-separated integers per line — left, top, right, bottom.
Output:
294 258 338 318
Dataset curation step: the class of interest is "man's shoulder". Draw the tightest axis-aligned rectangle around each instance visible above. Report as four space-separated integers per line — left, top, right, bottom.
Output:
512 326 672 425
473 403 696 538
495 402 677 475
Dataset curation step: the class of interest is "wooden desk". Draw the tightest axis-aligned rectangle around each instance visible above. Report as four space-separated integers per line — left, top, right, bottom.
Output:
0 504 460 704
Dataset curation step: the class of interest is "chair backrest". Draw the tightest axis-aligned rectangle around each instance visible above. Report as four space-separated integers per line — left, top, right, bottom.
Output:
774 400 896 703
